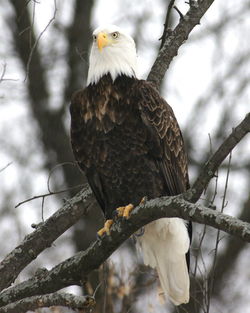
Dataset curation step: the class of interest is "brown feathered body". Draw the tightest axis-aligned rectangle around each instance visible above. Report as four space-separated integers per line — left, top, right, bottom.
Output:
70 73 191 305
70 74 189 218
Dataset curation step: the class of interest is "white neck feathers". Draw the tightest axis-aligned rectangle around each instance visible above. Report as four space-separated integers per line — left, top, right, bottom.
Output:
87 31 137 85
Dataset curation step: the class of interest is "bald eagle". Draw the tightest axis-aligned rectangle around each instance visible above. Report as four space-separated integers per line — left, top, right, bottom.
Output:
70 25 191 305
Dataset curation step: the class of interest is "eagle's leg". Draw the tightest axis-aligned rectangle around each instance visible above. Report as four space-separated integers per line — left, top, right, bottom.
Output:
97 219 113 237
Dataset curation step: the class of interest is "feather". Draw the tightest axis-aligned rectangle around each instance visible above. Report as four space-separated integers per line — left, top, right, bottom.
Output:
137 218 190 305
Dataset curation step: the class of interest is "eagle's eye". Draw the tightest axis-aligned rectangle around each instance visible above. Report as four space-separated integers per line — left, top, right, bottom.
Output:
93 35 97 41
111 32 119 39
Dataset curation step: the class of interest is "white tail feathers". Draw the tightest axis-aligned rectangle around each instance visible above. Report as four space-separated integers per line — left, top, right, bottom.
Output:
136 218 190 305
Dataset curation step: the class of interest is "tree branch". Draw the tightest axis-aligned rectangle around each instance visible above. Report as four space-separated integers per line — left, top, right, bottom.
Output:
1 195 250 308
0 112 249 306
187 112 250 203
159 0 175 49
147 0 215 89
0 292 95 313
0 186 94 292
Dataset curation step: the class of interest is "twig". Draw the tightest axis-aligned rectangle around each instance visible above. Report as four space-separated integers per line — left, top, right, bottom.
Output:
185 0 199 8
15 184 83 208
0 292 95 313
188 113 250 203
24 0 57 81
30 0 36 49
192 133 219 298
159 0 175 49
207 151 232 311
0 63 6 82
47 161 78 194
173 5 184 20
0 162 13 173
0 64 18 83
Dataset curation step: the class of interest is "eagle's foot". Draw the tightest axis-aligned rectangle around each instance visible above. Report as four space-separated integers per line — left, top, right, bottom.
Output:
116 204 134 219
123 203 134 219
97 219 113 237
116 206 126 217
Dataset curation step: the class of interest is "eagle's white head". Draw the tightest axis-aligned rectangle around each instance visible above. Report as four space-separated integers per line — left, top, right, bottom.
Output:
87 25 137 86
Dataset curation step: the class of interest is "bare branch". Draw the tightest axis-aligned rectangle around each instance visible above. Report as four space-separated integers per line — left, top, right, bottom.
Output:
24 0 57 81
173 5 184 20
188 113 250 203
0 292 95 313
0 63 7 82
0 112 249 305
147 0 215 89
0 186 94 292
0 64 18 83
15 183 83 208
207 151 232 311
0 162 13 173
159 0 175 49
1 195 250 308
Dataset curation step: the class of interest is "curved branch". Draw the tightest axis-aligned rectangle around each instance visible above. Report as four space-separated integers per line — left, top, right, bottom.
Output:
147 0 215 89
0 186 93 292
187 112 250 202
0 292 95 313
1 195 250 308
0 112 249 305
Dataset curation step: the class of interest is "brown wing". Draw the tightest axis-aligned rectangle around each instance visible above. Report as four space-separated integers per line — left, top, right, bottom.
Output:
135 80 189 195
135 80 192 267
70 89 107 210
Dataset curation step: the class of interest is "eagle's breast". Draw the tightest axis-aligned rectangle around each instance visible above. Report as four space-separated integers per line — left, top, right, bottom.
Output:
70 75 141 173
83 78 125 132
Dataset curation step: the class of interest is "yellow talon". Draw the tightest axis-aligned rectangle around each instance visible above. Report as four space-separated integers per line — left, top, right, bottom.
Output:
123 204 134 219
116 206 125 217
116 204 134 219
97 219 113 237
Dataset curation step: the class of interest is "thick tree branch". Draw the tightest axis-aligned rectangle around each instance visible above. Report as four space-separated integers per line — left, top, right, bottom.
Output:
1 195 250 307
0 292 95 313
147 0 215 89
0 186 94 292
0 112 249 306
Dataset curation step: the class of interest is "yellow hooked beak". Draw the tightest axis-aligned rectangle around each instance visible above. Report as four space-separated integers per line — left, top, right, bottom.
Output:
97 32 110 51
